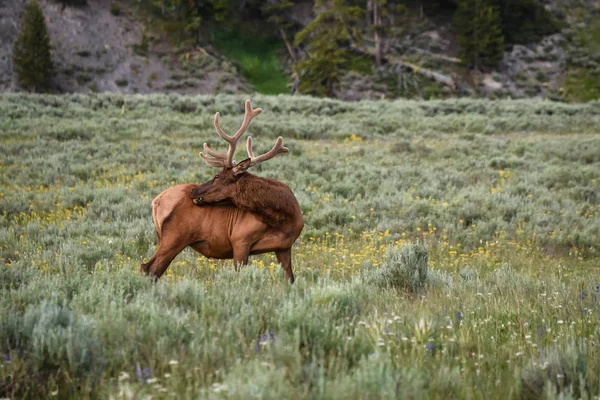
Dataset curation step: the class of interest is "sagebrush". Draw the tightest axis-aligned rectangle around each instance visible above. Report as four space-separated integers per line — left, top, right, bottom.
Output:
0 94 599 398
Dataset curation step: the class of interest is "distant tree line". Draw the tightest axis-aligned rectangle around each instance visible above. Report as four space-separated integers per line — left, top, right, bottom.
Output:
142 0 559 96
13 0 560 95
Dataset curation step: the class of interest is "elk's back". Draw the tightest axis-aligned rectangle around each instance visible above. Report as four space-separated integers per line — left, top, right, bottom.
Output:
151 184 198 241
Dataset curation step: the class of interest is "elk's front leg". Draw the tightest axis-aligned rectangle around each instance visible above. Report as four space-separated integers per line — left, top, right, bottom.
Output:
276 247 295 284
232 245 250 271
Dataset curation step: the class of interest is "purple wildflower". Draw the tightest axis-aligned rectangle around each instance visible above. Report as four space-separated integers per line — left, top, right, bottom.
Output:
456 311 463 323
594 285 599 293
3 354 10 363
580 291 587 300
255 330 275 352
254 339 261 353
135 365 151 384
537 327 543 339
427 343 434 352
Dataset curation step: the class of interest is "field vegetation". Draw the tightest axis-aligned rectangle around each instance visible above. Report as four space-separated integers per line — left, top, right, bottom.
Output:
0 94 599 398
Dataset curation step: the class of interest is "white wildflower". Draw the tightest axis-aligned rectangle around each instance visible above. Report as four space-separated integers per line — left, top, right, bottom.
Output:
212 383 227 393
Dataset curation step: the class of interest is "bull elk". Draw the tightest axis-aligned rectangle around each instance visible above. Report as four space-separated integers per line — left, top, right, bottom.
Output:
139 100 304 283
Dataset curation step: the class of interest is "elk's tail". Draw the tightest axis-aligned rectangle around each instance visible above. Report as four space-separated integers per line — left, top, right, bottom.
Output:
152 197 161 243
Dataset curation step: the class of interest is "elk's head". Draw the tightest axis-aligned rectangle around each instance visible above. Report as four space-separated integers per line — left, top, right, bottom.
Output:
191 100 288 205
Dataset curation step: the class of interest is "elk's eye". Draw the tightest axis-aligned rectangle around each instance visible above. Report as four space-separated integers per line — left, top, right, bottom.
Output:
214 175 219 180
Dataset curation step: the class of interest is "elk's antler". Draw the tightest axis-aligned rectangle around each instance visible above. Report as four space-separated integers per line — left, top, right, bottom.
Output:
245 135 289 168
199 99 262 168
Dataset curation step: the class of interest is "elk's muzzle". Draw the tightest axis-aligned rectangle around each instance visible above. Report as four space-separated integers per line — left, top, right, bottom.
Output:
190 187 204 205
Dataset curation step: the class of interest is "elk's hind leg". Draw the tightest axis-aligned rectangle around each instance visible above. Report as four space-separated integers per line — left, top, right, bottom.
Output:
139 238 188 279
233 244 251 271
275 248 295 284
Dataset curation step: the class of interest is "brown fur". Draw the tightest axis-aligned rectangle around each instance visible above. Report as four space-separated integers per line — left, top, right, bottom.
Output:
140 183 304 283
190 159 302 230
232 174 298 227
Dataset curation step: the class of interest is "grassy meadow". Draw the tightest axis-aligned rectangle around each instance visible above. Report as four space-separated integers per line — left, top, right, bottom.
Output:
0 94 599 399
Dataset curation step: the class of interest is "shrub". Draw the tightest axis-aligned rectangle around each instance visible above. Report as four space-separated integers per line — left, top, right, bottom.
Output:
363 242 429 293
110 2 120 16
172 99 198 113
15 301 103 381
133 31 149 56
520 342 589 399
12 0 54 92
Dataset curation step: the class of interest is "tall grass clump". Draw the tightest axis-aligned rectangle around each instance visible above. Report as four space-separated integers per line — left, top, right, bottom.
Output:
520 341 590 400
363 242 429 293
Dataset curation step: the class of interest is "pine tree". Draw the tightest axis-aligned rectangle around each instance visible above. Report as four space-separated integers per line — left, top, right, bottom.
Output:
262 0 298 62
498 0 560 45
453 0 504 70
13 0 55 92
294 0 363 97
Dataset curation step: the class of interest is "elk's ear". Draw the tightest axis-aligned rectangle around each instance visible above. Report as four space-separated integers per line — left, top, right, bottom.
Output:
232 158 252 175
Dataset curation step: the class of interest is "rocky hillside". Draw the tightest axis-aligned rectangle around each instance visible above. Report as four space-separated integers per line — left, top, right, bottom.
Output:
339 26 568 101
338 0 599 101
1 0 598 100
0 0 251 94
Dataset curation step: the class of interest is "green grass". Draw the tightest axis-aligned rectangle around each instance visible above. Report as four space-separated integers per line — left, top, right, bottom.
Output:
210 27 289 95
1 94 599 398
565 68 600 103
565 19 600 102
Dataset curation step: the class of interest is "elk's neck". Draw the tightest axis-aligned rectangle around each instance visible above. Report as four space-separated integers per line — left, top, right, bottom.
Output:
231 173 297 227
